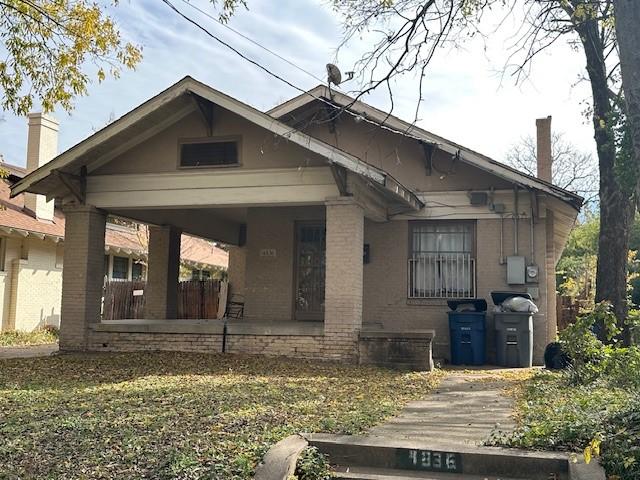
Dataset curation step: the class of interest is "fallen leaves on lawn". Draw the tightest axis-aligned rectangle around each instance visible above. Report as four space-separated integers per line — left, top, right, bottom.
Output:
0 352 440 479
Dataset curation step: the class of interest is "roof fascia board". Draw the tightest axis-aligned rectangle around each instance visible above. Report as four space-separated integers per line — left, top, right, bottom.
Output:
266 85 328 117
340 93 580 207
0 225 63 243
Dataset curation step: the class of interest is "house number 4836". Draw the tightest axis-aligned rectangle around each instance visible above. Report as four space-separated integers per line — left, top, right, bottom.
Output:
403 449 461 473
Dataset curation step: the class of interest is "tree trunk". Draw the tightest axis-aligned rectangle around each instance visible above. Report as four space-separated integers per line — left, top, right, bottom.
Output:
613 0 640 345
575 13 634 343
615 0 640 176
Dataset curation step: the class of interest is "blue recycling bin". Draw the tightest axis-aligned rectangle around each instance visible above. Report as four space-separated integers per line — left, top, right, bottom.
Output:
447 299 487 366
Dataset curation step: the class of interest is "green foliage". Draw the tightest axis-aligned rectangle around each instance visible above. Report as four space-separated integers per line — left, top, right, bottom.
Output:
493 304 640 479
559 302 618 364
0 352 440 479
556 216 599 298
557 215 640 308
293 447 334 480
608 98 638 198
0 0 142 114
0 326 58 346
212 0 248 23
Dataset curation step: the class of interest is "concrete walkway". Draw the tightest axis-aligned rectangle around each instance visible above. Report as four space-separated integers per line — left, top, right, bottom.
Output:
368 370 518 447
0 343 58 359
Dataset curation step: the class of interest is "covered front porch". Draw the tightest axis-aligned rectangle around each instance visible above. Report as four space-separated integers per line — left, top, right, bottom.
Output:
55 137 430 356
11 77 432 367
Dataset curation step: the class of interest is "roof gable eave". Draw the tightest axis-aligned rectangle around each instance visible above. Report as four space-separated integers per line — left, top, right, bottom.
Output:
268 88 583 211
11 78 387 199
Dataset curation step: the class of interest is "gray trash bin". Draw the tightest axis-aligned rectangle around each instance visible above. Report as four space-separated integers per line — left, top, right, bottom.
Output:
491 291 534 368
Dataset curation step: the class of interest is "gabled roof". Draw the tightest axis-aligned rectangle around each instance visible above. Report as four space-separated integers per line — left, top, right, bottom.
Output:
13 76 423 212
269 85 584 211
11 77 395 197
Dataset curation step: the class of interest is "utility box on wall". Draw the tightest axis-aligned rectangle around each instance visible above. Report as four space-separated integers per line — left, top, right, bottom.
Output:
507 256 526 284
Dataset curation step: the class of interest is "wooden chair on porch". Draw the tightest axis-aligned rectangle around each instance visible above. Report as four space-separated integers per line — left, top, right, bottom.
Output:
225 294 244 319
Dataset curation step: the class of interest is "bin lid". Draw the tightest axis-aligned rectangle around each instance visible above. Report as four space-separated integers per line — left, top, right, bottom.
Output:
490 291 532 305
447 298 487 312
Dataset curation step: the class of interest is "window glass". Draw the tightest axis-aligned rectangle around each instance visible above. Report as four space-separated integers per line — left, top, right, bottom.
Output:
180 141 238 167
132 262 144 280
112 256 129 280
409 222 475 298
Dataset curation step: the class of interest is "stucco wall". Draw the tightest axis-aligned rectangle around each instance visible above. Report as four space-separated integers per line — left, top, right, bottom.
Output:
302 117 513 193
95 109 328 176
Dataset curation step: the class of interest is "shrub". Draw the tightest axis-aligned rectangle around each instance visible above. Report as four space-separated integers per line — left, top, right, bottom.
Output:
293 447 333 480
493 303 640 480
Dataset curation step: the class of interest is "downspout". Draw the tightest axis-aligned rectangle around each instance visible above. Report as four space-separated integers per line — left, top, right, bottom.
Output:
500 214 505 265
530 190 536 265
513 186 519 256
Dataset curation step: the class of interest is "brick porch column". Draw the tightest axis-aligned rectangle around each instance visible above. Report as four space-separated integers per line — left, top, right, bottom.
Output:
324 198 364 361
144 225 181 319
60 205 106 351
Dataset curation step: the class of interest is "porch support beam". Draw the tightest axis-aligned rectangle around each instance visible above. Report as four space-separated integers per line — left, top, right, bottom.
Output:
85 167 339 209
347 174 388 222
144 225 182 319
323 198 364 361
59 205 106 350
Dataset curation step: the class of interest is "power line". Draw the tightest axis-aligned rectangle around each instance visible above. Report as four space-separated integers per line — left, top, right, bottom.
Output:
161 0 312 96
177 0 326 85
160 0 427 145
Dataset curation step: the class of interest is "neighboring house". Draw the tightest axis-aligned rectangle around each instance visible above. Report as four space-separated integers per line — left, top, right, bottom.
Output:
0 114 228 332
11 77 581 367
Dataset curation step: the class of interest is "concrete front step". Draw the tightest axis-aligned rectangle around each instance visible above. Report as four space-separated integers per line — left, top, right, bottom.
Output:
304 434 605 480
334 465 528 480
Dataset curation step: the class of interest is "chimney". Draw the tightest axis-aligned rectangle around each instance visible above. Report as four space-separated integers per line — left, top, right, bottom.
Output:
24 112 58 221
536 115 552 183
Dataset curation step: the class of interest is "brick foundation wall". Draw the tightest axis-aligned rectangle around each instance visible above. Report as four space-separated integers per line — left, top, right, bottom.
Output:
87 330 327 359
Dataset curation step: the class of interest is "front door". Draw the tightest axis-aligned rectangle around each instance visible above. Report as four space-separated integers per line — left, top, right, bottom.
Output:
294 222 325 321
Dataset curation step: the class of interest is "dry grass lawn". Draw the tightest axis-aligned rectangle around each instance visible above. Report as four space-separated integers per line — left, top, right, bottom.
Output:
0 352 440 479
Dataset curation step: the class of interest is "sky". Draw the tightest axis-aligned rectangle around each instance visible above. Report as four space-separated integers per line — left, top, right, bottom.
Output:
0 0 597 170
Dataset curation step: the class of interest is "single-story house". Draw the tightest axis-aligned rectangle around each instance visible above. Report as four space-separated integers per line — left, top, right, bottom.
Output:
0 115 228 332
11 77 581 366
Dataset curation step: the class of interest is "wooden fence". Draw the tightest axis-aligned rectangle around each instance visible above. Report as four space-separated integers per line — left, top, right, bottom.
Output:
102 279 221 320
556 295 586 331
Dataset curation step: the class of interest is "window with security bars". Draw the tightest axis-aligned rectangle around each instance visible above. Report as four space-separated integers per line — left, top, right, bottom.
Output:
408 222 476 298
